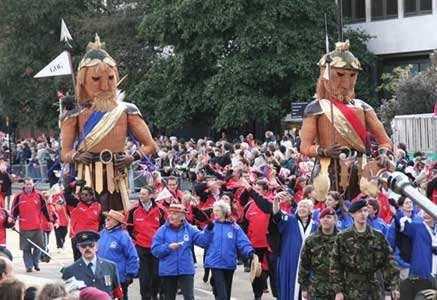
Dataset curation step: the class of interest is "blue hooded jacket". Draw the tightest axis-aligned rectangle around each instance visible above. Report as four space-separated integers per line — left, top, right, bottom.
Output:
98 226 139 283
151 221 211 276
204 221 254 270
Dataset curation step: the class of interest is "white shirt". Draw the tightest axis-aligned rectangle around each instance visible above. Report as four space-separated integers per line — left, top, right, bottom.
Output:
82 256 97 274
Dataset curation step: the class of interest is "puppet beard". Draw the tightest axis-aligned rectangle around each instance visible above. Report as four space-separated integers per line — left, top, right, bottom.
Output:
92 90 117 112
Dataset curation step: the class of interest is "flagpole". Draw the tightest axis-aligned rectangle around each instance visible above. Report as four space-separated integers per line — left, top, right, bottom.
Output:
324 14 339 192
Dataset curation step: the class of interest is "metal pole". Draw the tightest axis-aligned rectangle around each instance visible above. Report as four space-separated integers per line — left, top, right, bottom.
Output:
12 228 65 268
379 171 437 219
325 14 339 191
337 0 344 42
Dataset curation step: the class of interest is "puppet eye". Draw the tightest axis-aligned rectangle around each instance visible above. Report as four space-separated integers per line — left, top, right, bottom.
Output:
92 76 100 81
337 72 344 77
350 73 356 78
108 75 115 80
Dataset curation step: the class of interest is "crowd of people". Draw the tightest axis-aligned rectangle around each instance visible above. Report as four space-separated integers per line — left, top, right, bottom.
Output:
0 131 436 300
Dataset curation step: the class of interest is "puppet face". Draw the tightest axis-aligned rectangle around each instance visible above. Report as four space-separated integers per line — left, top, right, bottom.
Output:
82 62 118 103
322 68 358 102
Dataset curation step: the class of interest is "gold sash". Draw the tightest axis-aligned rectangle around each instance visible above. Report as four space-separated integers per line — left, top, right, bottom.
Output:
319 99 365 152
77 102 126 152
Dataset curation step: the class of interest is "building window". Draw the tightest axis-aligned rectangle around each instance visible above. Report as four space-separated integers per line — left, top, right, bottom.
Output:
371 0 398 20
342 0 366 23
404 0 432 16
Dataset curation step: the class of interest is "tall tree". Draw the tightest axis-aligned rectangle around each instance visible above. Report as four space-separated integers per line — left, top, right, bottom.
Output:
132 0 375 134
0 0 151 132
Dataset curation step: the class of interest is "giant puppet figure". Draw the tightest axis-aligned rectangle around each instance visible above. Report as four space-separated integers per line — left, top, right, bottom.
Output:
300 41 393 200
61 35 158 212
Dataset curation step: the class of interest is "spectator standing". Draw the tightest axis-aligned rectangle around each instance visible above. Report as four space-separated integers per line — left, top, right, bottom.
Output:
50 186 69 252
398 210 437 299
0 207 14 259
127 186 165 300
272 198 317 300
0 278 26 300
98 210 139 300
0 161 11 209
0 257 13 283
11 178 50 272
151 203 211 300
204 200 254 300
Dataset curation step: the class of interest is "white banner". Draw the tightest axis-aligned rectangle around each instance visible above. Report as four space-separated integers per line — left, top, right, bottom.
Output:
34 51 72 78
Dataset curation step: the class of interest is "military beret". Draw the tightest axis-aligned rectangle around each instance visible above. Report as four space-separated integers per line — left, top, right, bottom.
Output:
75 230 100 245
349 199 368 214
320 207 336 219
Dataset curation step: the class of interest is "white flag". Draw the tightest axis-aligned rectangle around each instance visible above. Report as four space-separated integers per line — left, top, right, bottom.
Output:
155 187 173 202
34 51 72 78
60 18 73 43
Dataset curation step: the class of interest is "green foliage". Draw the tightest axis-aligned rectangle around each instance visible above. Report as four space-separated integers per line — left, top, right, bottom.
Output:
0 0 376 135
0 0 151 132
134 0 376 133
377 61 436 134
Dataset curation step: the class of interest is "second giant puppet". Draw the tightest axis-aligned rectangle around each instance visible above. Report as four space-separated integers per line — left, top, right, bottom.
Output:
61 35 158 212
300 41 393 200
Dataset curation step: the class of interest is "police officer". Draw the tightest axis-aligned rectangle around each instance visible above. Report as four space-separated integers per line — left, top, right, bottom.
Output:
330 199 400 300
62 230 123 299
298 207 338 299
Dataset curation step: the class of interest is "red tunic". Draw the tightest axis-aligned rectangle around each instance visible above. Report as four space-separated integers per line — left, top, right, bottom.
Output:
129 203 163 248
69 201 102 238
12 191 45 231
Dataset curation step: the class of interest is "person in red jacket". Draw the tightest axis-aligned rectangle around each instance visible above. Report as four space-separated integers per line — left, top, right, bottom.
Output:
0 207 14 260
240 179 276 299
69 186 103 261
40 193 57 263
127 185 165 300
11 178 50 272
51 188 69 252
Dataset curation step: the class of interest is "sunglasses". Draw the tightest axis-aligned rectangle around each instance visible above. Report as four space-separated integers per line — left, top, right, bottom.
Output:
79 242 95 249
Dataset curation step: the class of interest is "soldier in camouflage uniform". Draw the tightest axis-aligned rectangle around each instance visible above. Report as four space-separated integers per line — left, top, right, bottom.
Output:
330 199 400 300
299 207 338 299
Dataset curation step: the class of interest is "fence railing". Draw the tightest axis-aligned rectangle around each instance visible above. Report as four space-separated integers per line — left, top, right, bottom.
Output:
10 163 193 193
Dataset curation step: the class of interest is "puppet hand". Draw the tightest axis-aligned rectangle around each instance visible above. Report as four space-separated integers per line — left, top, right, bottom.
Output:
73 152 94 164
114 154 134 170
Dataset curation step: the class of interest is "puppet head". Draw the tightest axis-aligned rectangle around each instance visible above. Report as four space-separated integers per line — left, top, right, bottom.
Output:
76 34 119 111
316 40 362 102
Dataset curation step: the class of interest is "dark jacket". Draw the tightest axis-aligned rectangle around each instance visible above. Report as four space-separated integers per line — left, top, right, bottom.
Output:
62 256 121 298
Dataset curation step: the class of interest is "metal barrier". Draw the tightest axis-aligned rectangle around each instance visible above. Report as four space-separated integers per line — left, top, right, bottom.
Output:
10 163 193 192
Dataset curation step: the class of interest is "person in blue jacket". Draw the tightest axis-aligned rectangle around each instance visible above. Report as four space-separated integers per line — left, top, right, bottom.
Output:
98 210 139 300
366 198 388 236
152 203 211 300
398 209 436 299
387 196 422 280
313 191 352 231
204 199 255 300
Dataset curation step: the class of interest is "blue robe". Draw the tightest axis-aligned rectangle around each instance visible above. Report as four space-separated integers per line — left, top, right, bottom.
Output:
402 219 436 279
275 212 318 300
